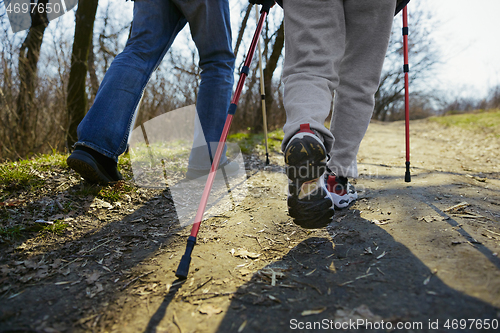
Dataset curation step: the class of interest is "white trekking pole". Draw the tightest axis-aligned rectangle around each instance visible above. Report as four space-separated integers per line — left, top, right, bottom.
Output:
256 6 270 165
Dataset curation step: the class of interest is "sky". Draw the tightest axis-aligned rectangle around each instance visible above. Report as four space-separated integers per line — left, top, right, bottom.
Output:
1 0 499 102
430 0 500 99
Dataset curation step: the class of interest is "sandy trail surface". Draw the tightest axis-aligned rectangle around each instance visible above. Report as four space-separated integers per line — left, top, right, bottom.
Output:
1 119 499 332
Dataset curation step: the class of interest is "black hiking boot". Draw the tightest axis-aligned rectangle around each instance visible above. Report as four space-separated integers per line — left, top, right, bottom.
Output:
284 124 334 229
67 146 123 185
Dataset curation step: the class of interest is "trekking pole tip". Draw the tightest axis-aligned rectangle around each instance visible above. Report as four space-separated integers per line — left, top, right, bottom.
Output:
175 258 191 280
265 153 270 165
175 236 196 279
405 161 411 182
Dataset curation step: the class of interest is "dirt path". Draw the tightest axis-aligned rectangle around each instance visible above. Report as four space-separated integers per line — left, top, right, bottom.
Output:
1 120 500 333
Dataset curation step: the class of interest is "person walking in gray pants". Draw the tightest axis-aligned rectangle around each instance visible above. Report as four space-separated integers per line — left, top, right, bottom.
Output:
280 0 410 229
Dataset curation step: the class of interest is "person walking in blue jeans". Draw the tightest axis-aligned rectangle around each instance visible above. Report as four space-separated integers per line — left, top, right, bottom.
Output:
67 0 237 184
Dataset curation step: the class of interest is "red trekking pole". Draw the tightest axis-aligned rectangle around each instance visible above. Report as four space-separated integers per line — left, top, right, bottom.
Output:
175 7 270 279
403 5 411 182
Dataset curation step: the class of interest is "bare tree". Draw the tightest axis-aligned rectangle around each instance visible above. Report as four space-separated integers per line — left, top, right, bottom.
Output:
486 85 500 110
83 1 132 106
87 37 99 103
15 0 49 156
232 7 285 133
1 1 68 159
0 0 134 160
66 0 99 148
373 3 441 121
135 46 200 128
0 3 19 159
438 84 500 115
234 5 253 59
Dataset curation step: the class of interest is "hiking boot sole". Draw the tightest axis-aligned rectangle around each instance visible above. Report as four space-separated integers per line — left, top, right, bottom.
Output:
67 151 115 185
285 132 327 185
285 130 333 229
287 176 334 229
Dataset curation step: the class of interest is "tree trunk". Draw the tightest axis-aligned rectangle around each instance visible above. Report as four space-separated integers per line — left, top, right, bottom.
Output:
88 38 99 104
234 5 252 59
16 0 49 156
66 0 99 148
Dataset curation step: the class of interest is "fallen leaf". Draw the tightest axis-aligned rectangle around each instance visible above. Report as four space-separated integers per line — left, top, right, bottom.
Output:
35 269 48 279
238 320 247 333
355 304 380 319
19 273 35 283
50 259 62 269
86 282 104 298
336 216 347 223
443 202 469 213
41 328 59 333
0 199 25 207
198 304 223 316
90 198 113 209
418 216 435 223
267 295 281 303
239 268 253 276
234 248 261 259
0 265 12 276
334 304 382 324
34 220 53 224
371 219 390 225
466 174 486 182
55 281 75 285
23 259 39 269
85 271 101 285
15 242 27 251
258 268 286 280
301 307 326 316
8 290 26 299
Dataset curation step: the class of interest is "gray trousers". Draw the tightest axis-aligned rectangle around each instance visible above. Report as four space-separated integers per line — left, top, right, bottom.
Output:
281 0 396 178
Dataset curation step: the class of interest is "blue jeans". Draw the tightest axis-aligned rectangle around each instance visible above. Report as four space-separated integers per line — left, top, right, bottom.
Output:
76 0 234 169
